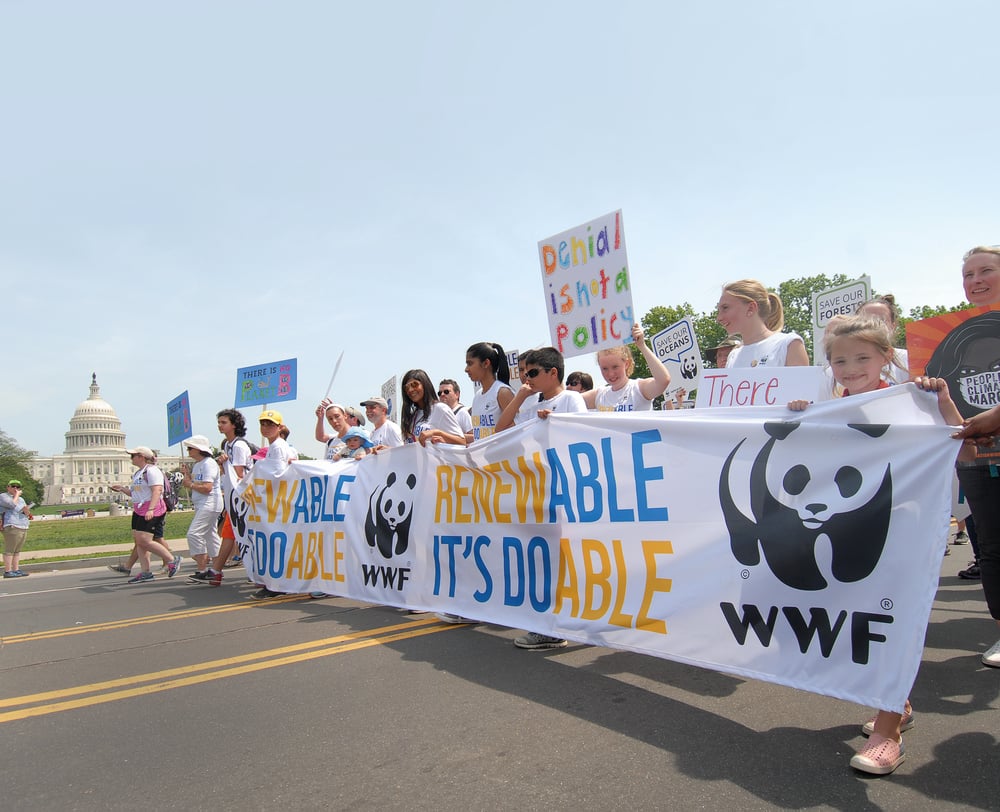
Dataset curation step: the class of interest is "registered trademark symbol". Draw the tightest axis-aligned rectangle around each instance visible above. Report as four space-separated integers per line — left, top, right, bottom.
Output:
741 569 750 580
881 598 893 611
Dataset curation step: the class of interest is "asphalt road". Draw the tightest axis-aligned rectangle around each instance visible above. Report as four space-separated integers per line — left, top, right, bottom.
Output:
1 553 997 811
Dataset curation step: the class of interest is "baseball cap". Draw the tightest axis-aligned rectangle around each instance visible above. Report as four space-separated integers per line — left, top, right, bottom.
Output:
258 410 284 424
360 396 388 410
343 405 367 426
127 446 156 460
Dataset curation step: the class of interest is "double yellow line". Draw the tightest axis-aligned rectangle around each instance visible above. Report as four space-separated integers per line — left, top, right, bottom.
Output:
0 616 463 724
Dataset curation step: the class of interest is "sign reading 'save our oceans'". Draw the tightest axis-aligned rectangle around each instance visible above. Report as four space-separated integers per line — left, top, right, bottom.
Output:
235 358 297 407
166 390 192 446
651 317 703 398
538 210 635 358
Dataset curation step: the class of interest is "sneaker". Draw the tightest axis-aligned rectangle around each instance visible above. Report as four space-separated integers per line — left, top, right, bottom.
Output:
224 555 243 569
958 561 981 580
187 571 211 584
127 571 155 584
514 632 568 650
107 564 132 574
208 570 223 587
436 613 473 624
309 591 327 599
14 570 29 576
3 571 22 578
166 556 182 578
953 530 970 545
250 587 282 601
850 734 905 775
862 710 914 737
982 638 1000 668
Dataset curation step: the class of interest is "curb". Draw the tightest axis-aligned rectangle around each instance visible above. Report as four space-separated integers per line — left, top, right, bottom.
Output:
18 550 193 574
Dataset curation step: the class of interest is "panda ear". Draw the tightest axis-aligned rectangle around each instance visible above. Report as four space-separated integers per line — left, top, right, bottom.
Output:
406 474 417 489
848 423 889 438
386 472 397 486
764 422 799 441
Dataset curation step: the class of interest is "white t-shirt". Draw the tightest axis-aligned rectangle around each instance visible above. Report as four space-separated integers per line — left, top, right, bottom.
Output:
453 405 474 437
514 390 542 424
885 348 910 385
266 437 293 466
408 402 464 443
471 380 514 441
726 331 804 368
130 464 164 510
537 389 587 414
370 419 404 448
223 436 254 476
324 435 347 461
191 457 223 512
594 379 654 412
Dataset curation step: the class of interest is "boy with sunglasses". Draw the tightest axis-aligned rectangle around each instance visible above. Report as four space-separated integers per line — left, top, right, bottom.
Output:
497 347 586 432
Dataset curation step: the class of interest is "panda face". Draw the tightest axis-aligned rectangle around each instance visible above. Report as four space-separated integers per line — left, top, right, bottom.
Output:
763 427 887 528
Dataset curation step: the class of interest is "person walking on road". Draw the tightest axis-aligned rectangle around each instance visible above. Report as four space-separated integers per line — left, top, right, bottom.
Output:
1 479 33 578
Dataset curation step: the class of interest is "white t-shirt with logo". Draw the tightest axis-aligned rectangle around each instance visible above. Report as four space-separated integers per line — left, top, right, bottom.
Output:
726 331 804 368
371 419 404 448
594 379 654 412
472 380 514 441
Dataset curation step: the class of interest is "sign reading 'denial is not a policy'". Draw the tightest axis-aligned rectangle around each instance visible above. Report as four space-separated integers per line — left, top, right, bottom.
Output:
166 390 193 446
538 210 635 358
235 358 297 407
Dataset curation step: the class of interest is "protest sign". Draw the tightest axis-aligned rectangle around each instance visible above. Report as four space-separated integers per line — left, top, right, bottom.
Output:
812 276 870 365
233 385 957 711
695 366 829 408
235 358 297 407
651 317 702 398
166 391 192 446
381 376 398 423
538 210 634 358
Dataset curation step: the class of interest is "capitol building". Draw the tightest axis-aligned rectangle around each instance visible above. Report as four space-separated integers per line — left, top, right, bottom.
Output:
25 374 183 505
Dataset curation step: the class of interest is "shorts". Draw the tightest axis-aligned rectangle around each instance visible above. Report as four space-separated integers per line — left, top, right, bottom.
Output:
3 526 27 556
220 511 235 541
132 512 166 537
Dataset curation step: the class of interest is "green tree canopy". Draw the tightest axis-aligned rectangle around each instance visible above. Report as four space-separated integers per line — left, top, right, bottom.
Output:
0 428 43 505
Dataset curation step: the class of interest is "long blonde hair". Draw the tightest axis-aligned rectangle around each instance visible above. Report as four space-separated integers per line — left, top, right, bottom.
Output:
722 279 785 331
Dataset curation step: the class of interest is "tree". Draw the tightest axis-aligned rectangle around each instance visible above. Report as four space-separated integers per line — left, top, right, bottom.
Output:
775 274 851 361
0 428 43 505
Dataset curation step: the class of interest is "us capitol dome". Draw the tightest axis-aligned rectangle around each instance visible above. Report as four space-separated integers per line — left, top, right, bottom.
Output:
26 374 182 505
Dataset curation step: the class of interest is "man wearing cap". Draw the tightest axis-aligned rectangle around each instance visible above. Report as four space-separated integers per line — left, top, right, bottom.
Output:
343 405 366 429
706 336 743 368
180 435 224 583
1 480 33 578
362 397 403 450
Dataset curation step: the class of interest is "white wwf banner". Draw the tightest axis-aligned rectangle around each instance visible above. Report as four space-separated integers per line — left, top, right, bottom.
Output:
236 385 959 711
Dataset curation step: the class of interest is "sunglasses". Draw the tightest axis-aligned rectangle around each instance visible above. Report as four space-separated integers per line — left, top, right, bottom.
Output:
525 367 551 379
437 390 452 397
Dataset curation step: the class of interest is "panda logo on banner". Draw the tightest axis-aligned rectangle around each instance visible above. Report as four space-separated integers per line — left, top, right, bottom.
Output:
718 422 893 591
365 470 418 559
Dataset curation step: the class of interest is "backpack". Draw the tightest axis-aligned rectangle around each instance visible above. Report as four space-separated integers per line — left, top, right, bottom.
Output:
230 437 260 466
162 472 180 512
142 467 178 512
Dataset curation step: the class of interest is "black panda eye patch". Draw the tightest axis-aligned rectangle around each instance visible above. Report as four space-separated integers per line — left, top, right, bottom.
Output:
835 466 863 498
783 465 810 495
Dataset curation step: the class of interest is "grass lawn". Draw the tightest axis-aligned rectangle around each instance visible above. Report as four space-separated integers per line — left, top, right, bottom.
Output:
24 511 195 551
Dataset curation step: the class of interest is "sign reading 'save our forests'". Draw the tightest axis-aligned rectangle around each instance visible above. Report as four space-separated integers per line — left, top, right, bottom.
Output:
166 390 192 446
538 210 635 358
231 385 958 712
234 358 297 407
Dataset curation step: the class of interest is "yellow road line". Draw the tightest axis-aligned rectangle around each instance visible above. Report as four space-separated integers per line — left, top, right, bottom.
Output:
1 595 307 644
0 619 462 723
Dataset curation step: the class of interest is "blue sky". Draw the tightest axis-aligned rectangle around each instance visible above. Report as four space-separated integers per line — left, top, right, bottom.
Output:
2 1 997 458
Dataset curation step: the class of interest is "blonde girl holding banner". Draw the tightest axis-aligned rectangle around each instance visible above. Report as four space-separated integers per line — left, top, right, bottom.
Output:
789 315 969 775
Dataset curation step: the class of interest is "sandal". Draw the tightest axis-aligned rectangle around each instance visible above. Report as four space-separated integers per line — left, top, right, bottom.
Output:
850 733 905 775
861 709 914 737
